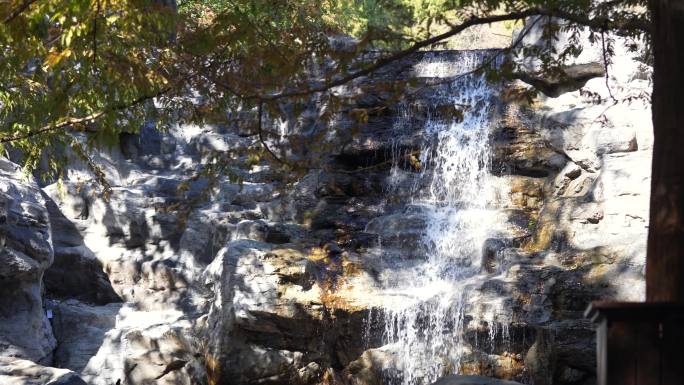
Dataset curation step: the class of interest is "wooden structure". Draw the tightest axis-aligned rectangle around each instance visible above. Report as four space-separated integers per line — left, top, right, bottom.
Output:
585 302 684 385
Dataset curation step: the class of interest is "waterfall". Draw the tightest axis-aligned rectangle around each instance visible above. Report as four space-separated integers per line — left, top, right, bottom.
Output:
380 51 501 385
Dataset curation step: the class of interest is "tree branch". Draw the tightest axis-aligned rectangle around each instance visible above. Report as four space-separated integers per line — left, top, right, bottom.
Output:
262 10 545 101
404 16 543 98
601 31 618 103
211 7 649 103
2 0 39 24
542 7 650 34
0 87 171 144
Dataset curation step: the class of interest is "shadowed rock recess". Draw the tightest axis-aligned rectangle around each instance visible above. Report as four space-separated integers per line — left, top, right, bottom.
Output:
0 24 651 385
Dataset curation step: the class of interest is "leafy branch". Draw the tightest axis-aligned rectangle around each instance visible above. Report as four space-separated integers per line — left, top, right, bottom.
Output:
213 7 649 103
0 87 171 144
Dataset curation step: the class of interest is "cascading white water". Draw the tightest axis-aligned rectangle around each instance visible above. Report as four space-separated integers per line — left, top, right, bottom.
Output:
381 51 502 385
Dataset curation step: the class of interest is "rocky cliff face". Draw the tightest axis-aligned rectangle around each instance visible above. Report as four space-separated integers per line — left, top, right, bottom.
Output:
0 159 56 364
0 23 651 385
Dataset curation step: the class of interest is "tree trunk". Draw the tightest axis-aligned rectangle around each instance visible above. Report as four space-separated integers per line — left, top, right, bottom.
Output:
646 0 684 301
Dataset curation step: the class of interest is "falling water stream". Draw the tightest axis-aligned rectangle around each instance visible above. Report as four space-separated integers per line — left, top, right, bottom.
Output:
380 51 503 385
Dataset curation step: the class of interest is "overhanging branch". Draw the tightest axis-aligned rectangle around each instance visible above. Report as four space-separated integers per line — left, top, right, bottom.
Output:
0 87 171 144
263 10 546 101
213 7 649 103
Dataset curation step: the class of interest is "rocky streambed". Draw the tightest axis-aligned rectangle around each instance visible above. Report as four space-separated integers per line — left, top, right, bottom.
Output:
0 22 652 385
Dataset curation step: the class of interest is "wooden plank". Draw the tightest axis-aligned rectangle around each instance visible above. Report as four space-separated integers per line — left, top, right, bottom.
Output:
586 302 684 322
606 321 637 385
588 301 684 385
635 321 661 385
661 320 684 385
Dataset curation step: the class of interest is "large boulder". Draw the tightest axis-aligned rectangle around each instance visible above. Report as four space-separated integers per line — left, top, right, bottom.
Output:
48 299 205 385
202 240 323 384
0 358 87 385
202 240 383 385
0 159 56 363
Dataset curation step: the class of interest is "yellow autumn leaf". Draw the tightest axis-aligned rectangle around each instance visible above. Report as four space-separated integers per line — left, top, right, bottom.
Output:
42 48 72 70
106 14 120 24
62 27 75 47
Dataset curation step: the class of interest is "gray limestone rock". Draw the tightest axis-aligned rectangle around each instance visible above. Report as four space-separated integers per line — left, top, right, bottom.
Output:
0 160 56 363
0 358 87 385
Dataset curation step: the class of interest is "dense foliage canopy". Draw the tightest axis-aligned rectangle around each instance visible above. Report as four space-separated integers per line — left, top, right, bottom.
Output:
0 0 650 189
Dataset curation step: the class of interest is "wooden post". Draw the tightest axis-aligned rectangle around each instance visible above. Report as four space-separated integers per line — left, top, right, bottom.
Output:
586 302 684 385
646 0 684 302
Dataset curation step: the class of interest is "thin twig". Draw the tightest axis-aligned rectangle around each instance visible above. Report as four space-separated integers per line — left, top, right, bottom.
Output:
71 139 112 199
601 31 618 104
337 150 422 174
257 101 286 165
